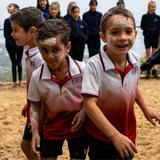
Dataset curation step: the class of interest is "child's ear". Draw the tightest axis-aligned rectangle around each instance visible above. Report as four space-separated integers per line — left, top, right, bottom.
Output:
65 41 71 53
99 32 107 43
29 26 38 33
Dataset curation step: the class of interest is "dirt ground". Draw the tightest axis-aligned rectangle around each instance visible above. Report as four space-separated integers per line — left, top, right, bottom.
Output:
0 79 160 160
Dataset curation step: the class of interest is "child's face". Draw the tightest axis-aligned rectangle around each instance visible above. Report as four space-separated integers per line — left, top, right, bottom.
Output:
7 5 17 14
38 36 71 71
71 8 80 21
11 21 35 46
49 4 59 18
148 2 156 14
101 15 136 57
89 3 97 12
39 0 48 9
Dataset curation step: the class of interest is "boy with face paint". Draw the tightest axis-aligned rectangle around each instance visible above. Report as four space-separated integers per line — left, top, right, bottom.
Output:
28 19 88 160
81 7 160 160
10 7 44 160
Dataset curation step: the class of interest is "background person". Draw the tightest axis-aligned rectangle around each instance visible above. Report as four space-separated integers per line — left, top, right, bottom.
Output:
83 0 102 57
140 0 160 78
4 3 23 87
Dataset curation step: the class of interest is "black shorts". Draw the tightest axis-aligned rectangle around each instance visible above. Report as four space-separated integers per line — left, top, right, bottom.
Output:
144 36 159 49
22 124 32 141
41 136 88 159
88 136 133 160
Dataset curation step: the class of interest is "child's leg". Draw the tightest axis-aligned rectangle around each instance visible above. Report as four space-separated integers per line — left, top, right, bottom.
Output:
67 136 88 160
21 124 36 159
88 135 133 160
41 139 64 160
21 139 36 160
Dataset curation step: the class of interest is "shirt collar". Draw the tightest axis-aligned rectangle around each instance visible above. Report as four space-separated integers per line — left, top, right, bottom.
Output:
40 55 82 79
100 46 139 71
26 47 39 58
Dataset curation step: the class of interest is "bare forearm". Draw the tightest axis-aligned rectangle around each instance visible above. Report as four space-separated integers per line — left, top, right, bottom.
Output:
84 98 120 141
135 87 147 112
29 102 41 134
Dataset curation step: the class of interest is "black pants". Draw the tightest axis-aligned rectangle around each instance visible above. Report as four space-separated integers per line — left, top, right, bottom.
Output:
7 47 23 82
87 34 101 58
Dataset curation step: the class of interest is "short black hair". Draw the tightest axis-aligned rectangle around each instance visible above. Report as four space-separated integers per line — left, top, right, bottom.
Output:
89 0 98 6
37 19 71 46
10 7 44 32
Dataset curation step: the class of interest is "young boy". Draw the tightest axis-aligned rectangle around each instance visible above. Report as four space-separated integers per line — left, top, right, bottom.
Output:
28 19 88 160
81 7 160 160
10 7 44 159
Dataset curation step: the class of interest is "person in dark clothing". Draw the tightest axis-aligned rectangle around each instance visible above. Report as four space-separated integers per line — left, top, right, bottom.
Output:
140 0 160 78
82 0 102 57
37 0 50 19
141 48 160 71
63 1 77 22
68 6 89 61
4 3 23 87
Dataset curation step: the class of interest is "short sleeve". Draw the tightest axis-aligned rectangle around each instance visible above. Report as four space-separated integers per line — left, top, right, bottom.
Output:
81 61 100 96
27 72 41 102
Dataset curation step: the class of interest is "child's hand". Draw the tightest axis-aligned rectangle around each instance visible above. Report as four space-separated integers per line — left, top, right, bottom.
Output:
21 104 27 117
143 106 160 126
71 109 85 132
31 131 41 160
111 133 137 159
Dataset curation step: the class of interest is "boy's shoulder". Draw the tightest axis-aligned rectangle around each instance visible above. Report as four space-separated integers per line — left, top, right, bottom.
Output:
128 50 140 64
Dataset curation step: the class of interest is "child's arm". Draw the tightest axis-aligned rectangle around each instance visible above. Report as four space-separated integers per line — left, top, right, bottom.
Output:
83 96 137 159
135 87 160 126
71 106 86 132
30 101 41 160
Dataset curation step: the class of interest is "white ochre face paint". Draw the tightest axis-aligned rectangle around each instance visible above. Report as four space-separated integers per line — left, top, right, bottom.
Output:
39 37 57 46
111 17 133 27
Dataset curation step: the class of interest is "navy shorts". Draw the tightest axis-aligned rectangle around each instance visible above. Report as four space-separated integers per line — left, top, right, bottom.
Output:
41 136 88 159
22 124 32 141
88 136 133 160
144 36 159 49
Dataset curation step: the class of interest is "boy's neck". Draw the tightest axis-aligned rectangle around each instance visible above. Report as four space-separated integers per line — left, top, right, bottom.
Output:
50 58 69 80
106 49 127 70
28 39 38 48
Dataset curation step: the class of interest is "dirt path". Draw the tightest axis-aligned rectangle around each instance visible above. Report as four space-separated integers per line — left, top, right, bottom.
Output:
0 79 160 160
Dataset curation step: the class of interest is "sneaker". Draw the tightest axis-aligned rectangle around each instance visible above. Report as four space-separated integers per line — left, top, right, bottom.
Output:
146 70 150 79
152 69 158 78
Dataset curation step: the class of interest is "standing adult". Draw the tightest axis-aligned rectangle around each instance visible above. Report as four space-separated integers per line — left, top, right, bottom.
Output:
4 3 23 87
140 0 160 78
83 0 102 57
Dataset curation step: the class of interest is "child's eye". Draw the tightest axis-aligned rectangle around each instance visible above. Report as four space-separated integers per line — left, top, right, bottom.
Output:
39 48 48 55
51 47 61 53
126 30 133 34
111 31 119 35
